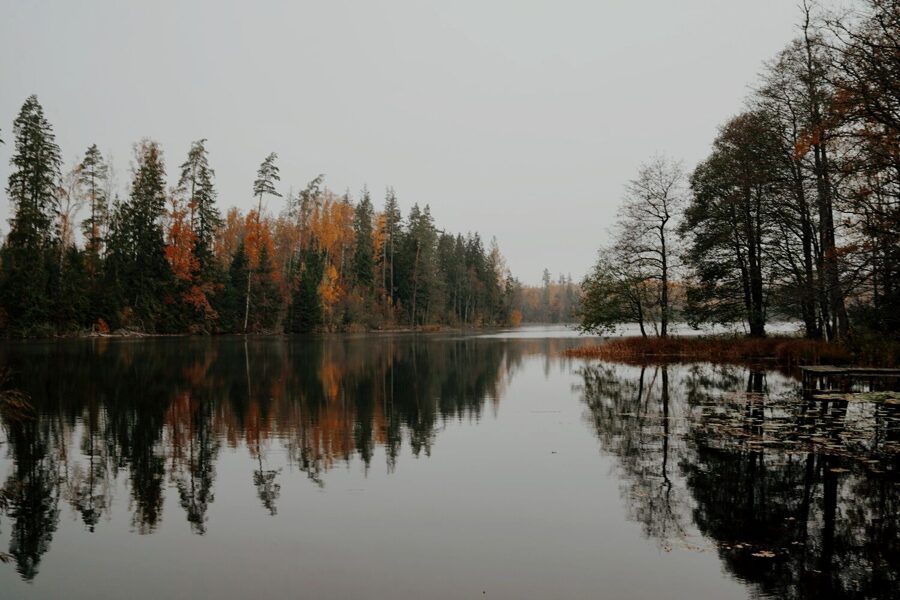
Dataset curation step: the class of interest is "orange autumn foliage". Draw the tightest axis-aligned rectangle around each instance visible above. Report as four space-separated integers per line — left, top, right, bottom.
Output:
165 194 217 322
216 206 245 264
165 196 199 283
318 263 342 319
243 209 275 270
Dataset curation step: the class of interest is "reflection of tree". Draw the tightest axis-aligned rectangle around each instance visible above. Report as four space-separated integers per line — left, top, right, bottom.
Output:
0 334 561 582
243 338 281 515
167 394 218 534
2 418 59 581
578 363 690 545
111 358 168 535
578 361 900 600
66 410 111 531
682 370 900 600
253 454 281 517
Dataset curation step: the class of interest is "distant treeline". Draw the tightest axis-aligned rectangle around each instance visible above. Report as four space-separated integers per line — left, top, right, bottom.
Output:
0 100 529 337
582 0 900 342
516 269 580 324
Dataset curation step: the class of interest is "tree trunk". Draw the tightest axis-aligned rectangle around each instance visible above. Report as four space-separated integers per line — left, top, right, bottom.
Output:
637 300 647 338
244 193 264 333
659 225 669 338
410 241 420 328
802 15 848 341
243 270 252 333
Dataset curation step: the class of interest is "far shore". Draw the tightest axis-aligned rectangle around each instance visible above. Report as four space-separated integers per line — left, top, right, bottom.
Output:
8 322 578 342
10 324 897 372
563 335 898 369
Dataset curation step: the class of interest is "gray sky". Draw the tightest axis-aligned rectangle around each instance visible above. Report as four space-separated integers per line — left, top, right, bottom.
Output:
1 0 804 284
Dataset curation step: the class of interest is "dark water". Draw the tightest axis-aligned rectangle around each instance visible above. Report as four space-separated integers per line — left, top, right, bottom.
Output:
0 328 897 599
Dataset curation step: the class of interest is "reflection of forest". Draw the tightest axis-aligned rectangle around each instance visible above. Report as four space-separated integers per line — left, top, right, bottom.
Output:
0 336 572 581
578 362 900 600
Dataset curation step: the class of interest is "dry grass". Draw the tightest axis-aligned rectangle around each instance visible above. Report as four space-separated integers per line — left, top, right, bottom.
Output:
564 336 853 366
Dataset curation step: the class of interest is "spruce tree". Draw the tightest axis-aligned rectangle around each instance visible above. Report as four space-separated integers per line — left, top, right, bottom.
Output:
353 187 375 287
108 140 172 329
286 247 324 334
1 95 62 335
217 242 249 332
54 246 90 331
103 193 129 322
252 245 281 331
402 204 438 326
6 96 60 249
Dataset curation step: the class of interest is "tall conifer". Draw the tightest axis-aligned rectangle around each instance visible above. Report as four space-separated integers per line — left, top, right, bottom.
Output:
1 95 62 334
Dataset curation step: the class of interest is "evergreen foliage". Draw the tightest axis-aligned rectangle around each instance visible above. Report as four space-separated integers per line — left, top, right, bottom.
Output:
1 95 62 335
0 99 517 337
177 139 221 275
352 188 375 288
106 140 172 330
286 247 324 334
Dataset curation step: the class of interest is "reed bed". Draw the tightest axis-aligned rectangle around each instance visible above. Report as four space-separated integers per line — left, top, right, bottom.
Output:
564 336 853 366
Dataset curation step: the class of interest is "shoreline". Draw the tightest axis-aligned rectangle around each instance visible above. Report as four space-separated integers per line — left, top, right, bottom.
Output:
5 323 569 342
562 335 898 368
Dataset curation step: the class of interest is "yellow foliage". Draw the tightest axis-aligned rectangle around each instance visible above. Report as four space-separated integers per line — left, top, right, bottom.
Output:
318 264 342 314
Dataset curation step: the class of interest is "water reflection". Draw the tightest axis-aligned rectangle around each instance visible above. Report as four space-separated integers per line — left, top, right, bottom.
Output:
1 335 897 598
0 335 572 580
578 362 900 600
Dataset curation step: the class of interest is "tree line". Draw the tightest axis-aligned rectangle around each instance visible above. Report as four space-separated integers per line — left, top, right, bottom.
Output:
582 0 900 341
516 268 580 324
0 99 521 336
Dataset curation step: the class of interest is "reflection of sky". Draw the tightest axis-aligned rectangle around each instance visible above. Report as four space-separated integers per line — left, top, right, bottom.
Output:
0 2 803 284
14 333 899 599
0 334 756 599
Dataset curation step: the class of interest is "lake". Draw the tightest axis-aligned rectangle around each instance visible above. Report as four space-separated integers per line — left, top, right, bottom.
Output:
0 327 897 599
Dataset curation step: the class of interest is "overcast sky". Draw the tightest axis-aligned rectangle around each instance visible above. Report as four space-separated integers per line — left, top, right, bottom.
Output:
1 0 810 284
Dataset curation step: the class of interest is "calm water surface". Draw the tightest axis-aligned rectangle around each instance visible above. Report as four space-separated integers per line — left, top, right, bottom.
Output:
0 327 897 599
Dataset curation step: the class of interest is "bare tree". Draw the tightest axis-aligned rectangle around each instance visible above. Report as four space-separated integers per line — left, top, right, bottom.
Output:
618 156 685 337
57 161 86 259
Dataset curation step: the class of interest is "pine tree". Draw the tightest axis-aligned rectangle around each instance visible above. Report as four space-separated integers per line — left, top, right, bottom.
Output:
1 95 62 335
245 153 281 332
177 139 221 275
79 144 109 265
382 187 402 304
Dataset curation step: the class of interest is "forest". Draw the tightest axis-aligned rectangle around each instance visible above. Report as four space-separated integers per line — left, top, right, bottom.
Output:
581 0 900 344
0 100 577 336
